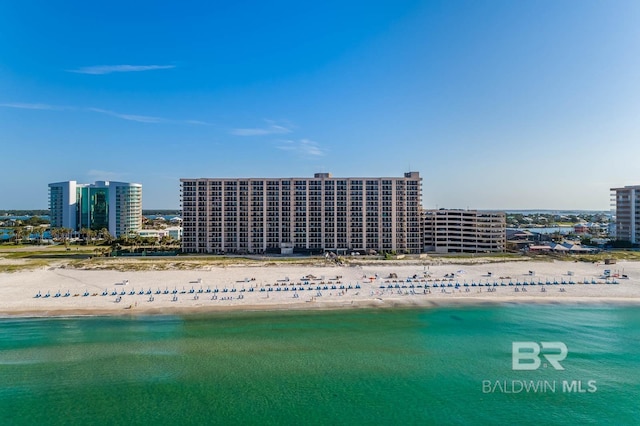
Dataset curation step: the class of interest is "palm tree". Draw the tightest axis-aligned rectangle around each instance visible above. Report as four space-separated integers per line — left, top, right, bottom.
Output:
99 228 113 245
13 227 24 244
160 235 172 246
16 226 32 244
88 228 97 245
60 227 73 248
80 228 93 245
35 226 45 244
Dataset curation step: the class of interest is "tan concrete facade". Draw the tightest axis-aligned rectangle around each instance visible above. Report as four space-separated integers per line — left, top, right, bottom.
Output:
180 172 422 254
422 209 506 253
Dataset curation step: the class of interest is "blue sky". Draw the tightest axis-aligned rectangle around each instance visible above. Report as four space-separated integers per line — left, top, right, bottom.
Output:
1 0 639 210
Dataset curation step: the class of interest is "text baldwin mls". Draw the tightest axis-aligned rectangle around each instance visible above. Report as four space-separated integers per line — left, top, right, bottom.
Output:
482 342 597 394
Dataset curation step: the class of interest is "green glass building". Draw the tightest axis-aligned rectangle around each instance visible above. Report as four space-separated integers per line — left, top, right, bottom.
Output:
48 180 142 238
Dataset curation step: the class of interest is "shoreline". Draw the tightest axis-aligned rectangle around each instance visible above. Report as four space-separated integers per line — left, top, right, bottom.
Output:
2 259 639 318
3 296 640 319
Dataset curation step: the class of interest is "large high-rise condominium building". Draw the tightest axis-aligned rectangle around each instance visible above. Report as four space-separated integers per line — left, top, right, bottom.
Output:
180 172 422 254
610 185 640 243
422 209 506 253
48 180 142 238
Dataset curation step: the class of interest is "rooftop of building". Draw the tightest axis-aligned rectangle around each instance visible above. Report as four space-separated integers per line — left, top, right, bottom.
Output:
180 171 421 181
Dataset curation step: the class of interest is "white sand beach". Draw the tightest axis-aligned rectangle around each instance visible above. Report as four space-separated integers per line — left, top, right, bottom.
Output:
1 259 639 316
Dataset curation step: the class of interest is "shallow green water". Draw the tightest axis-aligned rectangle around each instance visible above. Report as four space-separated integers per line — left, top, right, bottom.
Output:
0 305 638 425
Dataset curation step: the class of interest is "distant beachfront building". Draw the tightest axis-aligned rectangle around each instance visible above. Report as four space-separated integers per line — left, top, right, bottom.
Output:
610 185 640 243
180 172 422 254
138 227 182 241
48 180 142 238
422 209 506 253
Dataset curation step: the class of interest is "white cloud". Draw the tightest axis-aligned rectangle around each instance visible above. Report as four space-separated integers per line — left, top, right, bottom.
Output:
277 139 325 157
88 108 164 123
0 102 66 110
88 108 211 125
2 101 209 126
184 119 213 126
86 169 128 181
230 120 292 136
68 64 176 75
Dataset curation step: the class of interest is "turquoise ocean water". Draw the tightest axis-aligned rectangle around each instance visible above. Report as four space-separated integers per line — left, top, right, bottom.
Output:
0 305 639 425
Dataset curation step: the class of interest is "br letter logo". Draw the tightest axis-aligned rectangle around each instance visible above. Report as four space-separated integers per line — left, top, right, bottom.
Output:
512 342 567 370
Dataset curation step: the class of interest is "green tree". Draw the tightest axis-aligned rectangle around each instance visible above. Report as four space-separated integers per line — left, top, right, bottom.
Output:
34 226 45 244
160 235 175 246
59 227 73 247
610 240 633 249
99 228 114 245
24 216 50 226
13 227 24 244
89 228 97 243
79 228 91 244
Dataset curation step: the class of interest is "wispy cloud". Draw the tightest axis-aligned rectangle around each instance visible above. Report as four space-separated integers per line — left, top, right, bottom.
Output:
68 64 176 75
2 101 210 125
0 102 68 110
184 119 213 126
277 139 325 157
88 107 164 123
230 120 292 136
88 108 212 125
86 169 128 181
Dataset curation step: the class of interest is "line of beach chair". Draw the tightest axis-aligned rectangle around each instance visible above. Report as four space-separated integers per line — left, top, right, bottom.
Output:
33 275 621 300
376 277 621 291
32 282 365 299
